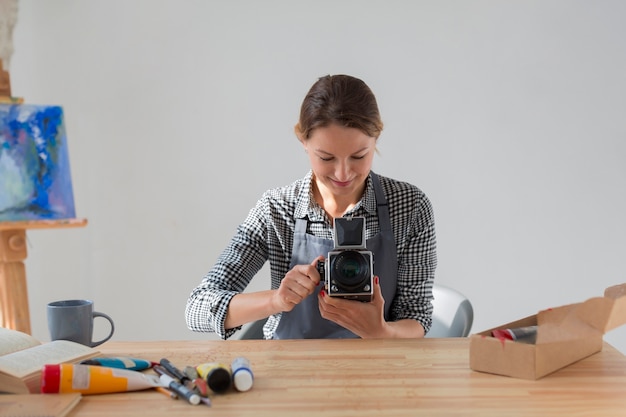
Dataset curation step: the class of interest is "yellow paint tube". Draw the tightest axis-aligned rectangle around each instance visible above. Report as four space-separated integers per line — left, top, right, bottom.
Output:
41 364 162 394
196 362 231 393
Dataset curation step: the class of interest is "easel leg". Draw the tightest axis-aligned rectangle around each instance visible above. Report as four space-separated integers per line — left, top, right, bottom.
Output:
0 230 31 334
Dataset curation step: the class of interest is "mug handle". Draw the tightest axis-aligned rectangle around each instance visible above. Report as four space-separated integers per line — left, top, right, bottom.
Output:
91 311 115 347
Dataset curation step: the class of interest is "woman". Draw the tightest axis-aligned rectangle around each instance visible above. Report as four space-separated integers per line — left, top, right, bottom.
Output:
185 74 437 339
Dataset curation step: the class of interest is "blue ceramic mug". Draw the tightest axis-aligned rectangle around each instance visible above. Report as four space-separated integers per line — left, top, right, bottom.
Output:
47 299 114 347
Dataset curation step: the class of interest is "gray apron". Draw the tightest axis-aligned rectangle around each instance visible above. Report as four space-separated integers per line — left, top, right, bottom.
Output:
274 172 398 339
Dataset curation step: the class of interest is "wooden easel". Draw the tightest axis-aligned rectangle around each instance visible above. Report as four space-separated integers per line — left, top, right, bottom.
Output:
0 59 11 98
0 59 87 334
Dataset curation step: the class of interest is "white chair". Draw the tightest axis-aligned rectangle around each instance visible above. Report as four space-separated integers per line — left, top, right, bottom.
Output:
425 284 474 338
239 317 267 340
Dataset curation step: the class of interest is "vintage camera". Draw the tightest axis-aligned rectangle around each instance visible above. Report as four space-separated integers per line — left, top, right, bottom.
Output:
316 217 374 302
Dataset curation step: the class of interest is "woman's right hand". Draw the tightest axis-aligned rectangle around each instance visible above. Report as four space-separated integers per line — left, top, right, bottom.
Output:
272 256 324 312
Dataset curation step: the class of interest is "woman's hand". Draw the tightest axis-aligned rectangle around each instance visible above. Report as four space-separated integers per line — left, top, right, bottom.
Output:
318 275 388 338
317 276 426 338
271 256 323 312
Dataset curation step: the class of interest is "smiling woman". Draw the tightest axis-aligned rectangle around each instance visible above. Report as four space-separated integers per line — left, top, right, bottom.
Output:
186 74 437 342
300 124 376 220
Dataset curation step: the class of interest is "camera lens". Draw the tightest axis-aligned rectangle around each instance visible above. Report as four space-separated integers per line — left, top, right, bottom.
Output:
330 251 370 291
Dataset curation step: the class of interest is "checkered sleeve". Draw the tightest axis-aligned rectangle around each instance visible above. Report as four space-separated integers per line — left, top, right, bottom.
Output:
185 199 269 339
387 181 437 333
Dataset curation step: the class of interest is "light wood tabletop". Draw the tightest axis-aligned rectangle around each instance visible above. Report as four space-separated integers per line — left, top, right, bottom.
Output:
68 338 626 416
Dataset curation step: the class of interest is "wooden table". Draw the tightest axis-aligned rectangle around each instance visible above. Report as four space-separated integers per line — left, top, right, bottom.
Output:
67 338 626 416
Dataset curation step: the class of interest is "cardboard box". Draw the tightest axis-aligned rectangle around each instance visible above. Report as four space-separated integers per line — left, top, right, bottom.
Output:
469 283 626 380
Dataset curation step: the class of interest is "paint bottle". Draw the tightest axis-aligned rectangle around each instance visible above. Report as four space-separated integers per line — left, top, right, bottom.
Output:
196 362 231 393
231 356 254 392
491 325 538 344
41 364 161 394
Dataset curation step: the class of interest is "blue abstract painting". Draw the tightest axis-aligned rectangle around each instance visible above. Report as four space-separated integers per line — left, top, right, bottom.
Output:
0 104 76 222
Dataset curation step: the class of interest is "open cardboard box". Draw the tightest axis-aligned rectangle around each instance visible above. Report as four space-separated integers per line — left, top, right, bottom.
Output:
469 283 626 380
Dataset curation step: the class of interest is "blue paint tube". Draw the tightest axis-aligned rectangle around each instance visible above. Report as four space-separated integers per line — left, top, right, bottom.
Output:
80 356 155 371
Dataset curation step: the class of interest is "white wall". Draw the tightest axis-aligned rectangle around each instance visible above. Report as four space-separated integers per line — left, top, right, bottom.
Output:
8 0 626 353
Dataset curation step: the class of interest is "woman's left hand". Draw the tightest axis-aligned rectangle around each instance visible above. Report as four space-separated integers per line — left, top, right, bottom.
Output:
317 275 388 338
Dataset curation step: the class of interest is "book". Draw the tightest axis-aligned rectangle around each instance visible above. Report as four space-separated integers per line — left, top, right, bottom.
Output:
0 393 82 417
0 327 99 394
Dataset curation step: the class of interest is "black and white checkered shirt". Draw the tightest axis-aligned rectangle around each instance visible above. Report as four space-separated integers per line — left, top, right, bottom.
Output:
185 171 437 339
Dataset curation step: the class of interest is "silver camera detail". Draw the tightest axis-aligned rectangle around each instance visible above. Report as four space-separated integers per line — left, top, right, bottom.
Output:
316 217 374 302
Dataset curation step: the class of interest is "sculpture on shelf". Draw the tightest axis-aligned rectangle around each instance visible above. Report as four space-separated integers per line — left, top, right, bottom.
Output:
0 0 18 71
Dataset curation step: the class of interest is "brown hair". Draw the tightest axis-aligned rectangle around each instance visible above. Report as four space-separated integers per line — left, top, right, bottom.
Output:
295 74 384 140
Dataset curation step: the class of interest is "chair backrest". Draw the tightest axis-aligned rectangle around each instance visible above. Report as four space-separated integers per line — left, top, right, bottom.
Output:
239 317 267 340
425 284 474 338
239 283 474 339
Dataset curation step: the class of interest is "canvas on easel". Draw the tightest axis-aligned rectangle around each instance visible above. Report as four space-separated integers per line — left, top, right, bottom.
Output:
0 103 76 221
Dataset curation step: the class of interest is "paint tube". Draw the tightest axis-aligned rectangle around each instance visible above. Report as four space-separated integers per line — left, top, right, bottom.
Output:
491 325 538 344
183 365 199 381
41 364 162 394
159 373 201 405
80 356 155 371
231 357 254 392
196 362 231 393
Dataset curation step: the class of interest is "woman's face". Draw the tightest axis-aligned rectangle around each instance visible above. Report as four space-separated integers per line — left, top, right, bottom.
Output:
300 124 376 200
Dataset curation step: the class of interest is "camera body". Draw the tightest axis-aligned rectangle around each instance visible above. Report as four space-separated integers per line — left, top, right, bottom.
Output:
316 217 374 302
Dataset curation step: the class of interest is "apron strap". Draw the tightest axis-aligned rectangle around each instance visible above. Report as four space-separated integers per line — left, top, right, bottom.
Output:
370 172 391 233
295 217 308 234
